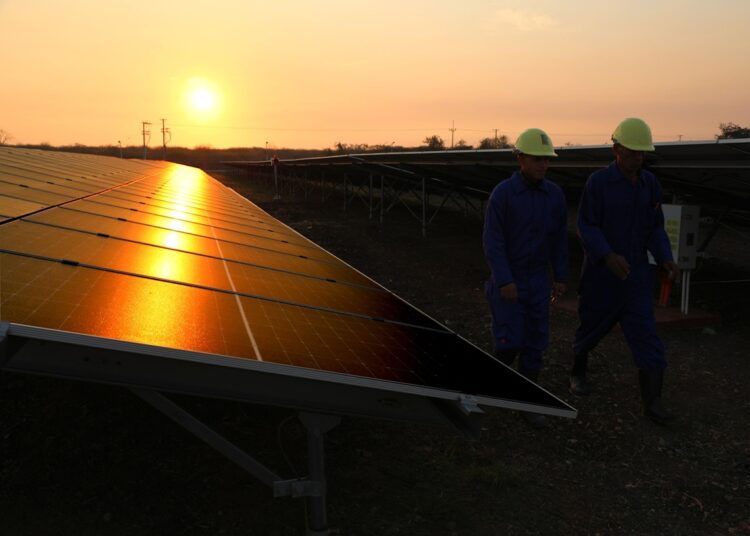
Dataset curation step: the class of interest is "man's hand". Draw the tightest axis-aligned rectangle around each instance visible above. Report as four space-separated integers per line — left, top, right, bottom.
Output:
661 260 680 282
605 252 631 280
551 281 567 304
500 282 518 303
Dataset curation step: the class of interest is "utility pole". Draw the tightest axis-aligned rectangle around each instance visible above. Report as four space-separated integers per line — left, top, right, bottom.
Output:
160 118 170 160
118 140 123 159
449 120 456 149
141 121 151 160
494 128 499 141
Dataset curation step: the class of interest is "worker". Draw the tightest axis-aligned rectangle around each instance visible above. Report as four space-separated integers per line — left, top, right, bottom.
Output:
570 117 680 426
483 128 568 428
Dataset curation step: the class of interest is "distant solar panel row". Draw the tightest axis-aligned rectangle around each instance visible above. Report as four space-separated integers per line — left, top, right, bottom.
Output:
1 147 574 417
225 139 750 210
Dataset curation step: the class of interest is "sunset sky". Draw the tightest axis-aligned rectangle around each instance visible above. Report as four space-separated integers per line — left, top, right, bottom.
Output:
1 0 748 150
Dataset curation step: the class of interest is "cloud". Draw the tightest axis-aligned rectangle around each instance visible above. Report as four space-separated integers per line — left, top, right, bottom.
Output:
494 8 559 32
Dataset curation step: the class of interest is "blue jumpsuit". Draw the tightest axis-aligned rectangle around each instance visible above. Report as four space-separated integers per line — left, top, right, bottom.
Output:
483 172 568 372
574 162 673 370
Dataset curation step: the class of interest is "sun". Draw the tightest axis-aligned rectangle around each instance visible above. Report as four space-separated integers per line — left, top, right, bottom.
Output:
184 78 221 118
190 88 215 112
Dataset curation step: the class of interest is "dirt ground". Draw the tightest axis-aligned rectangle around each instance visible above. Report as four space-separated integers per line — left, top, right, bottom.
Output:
1 169 749 535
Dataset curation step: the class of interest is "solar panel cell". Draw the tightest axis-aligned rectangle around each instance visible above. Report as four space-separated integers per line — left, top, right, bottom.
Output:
0 182 74 205
0 197 47 220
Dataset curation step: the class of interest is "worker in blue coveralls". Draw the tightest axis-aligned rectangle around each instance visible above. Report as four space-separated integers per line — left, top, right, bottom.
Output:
483 128 568 428
569 117 680 426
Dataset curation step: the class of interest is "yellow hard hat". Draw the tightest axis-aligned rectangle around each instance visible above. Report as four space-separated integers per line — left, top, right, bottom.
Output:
514 128 558 157
611 117 655 151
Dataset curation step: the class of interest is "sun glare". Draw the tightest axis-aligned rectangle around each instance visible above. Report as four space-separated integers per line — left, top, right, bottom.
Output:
191 88 215 111
184 78 221 119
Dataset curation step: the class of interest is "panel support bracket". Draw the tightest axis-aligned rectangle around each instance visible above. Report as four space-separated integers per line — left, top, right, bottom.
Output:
130 388 340 535
457 394 482 416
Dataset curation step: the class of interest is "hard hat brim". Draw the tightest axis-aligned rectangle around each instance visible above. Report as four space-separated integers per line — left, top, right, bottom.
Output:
613 139 655 152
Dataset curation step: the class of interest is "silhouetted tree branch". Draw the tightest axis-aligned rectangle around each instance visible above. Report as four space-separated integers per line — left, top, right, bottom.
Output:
717 122 750 140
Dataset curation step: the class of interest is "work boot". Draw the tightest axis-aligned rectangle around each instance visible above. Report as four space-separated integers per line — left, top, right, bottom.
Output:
569 352 592 396
519 369 547 429
638 369 674 426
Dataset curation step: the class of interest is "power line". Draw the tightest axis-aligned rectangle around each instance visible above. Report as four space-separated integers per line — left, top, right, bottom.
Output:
170 124 446 133
160 118 171 160
167 122 707 143
141 121 151 159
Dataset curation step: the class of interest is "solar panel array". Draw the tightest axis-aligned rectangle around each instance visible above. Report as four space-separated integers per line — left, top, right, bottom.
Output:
0 147 574 418
226 139 750 210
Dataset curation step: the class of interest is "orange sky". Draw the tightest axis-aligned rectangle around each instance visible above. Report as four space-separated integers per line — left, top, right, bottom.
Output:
1 0 748 150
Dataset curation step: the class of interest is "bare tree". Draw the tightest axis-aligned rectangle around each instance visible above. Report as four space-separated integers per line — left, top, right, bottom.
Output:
422 135 445 151
0 129 12 145
717 122 750 140
478 135 510 149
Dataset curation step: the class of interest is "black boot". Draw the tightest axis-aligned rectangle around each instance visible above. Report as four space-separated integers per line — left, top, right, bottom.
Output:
519 369 547 429
569 352 592 396
638 369 674 426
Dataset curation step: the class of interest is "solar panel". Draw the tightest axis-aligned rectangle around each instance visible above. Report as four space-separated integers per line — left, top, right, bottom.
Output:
1 146 574 421
226 139 750 212
1 146 578 533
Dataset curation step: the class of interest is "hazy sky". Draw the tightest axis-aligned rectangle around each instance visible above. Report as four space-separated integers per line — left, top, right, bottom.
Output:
1 0 748 149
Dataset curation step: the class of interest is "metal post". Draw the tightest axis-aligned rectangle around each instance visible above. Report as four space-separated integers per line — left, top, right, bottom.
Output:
379 175 384 225
141 121 151 160
343 174 348 211
681 271 691 315
368 174 373 220
298 412 340 535
421 176 427 238
273 164 280 200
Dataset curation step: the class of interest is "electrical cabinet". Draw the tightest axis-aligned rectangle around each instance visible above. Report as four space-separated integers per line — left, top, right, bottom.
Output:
662 204 700 270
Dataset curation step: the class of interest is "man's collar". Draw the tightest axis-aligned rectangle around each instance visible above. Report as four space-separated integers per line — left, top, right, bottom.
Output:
607 161 643 184
512 171 549 193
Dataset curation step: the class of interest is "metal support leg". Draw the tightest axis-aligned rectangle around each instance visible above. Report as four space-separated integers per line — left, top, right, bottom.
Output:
421 177 427 238
681 270 691 315
369 174 373 219
130 388 281 487
298 412 341 535
379 175 384 225
343 174 348 211
273 166 281 200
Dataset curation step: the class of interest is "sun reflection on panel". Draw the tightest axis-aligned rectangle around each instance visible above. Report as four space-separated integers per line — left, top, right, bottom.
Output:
151 165 211 252
163 230 184 250
164 218 191 233
130 247 191 283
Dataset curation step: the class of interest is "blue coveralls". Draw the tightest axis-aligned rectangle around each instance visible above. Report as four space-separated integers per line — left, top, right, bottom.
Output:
574 162 674 370
483 172 568 372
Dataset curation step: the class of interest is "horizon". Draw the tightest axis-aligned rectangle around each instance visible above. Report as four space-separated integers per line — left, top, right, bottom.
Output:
1 1 748 150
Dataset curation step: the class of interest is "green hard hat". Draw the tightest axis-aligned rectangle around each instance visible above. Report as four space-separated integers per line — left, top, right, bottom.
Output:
514 128 558 157
612 117 655 151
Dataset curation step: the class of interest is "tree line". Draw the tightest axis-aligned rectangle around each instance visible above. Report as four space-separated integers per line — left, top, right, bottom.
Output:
0 122 747 167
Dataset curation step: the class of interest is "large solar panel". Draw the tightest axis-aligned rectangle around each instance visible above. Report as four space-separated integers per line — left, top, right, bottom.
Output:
1 147 575 429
